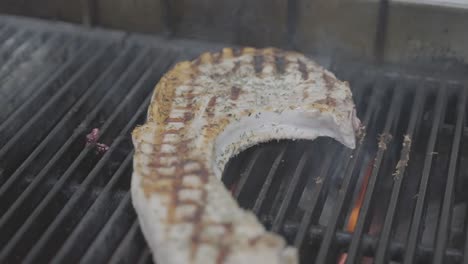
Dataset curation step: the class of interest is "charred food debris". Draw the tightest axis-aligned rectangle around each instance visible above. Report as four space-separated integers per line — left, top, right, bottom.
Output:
85 128 110 154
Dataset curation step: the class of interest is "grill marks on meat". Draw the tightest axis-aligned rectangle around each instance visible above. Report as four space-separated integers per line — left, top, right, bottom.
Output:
132 47 360 264
297 59 308 80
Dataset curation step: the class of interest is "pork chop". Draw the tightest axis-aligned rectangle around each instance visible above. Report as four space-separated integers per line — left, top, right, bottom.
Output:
131 47 360 264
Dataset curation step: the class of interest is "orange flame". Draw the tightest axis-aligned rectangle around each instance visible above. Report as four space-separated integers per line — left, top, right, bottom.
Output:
338 159 374 264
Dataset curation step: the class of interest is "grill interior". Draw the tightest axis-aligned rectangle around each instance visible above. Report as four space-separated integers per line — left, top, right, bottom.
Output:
1 15 468 264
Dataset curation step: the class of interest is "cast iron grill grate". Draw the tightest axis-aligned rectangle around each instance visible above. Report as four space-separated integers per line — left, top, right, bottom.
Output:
1 15 468 264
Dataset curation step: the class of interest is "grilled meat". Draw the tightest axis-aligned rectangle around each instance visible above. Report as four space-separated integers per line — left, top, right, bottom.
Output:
131 47 360 264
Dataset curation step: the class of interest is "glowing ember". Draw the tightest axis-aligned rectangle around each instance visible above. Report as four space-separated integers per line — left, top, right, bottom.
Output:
338 159 374 264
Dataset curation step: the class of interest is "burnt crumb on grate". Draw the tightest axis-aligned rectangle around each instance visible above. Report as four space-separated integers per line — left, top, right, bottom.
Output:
393 134 412 180
314 177 323 184
85 128 99 145
85 128 109 154
356 125 366 144
377 133 393 151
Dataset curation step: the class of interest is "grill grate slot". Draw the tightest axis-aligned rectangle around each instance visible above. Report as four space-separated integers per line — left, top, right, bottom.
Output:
1 15 468 264
433 87 466 263
314 79 390 263
107 201 145 263
0 31 51 84
0 35 83 120
0 39 95 127
251 144 288 215
0 44 136 210
403 87 447 264
344 87 404 263
374 85 427 263
271 149 309 233
0 44 114 172
0 29 32 64
0 48 177 263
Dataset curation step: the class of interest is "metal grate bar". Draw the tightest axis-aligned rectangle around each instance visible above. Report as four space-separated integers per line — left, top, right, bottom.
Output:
40 151 133 263
374 85 427 263
0 33 51 80
233 149 264 199
0 46 139 221
2 107 138 262
1 33 80 97
0 45 113 174
293 143 338 250
77 193 133 263
252 145 288 214
271 150 309 232
24 55 174 263
315 79 389 263
0 29 31 63
46 71 157 261
0 44 110 166
0 44 135 207
0 32 49 83
0 25 16 37
0 43 113 238
0 25 13 43
267 144 310 221
293 76 372 252
0 39 96 128
0 35 81 121
138 248 152 264
464 212 468 263
23 150 134 263
403 87 447 264
345 88 404 263
108 219 146 264
283 221 463 261
0 33 59 92
433 86 466 263
0 51 158 262
0 44 119 218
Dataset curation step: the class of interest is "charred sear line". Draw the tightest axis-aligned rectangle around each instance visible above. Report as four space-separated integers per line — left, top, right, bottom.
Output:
322 72 336 91
215 223 234 264
253 54 264 74
184 112 194 121
297 59 308 80
318 73 338 107
326 97 337 107
231 86 242 100
206 96 217 117
210 73 222 80
165 117 186 123
314 96 337 108
274 54 286 74
213 52 222 64
231 61 241 73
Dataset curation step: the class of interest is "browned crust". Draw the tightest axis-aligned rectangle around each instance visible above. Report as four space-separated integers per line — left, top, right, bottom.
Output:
148 47 319 121
135 47 350 263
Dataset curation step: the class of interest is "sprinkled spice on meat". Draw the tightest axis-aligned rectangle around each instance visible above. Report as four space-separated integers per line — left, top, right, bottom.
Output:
131 47 361 264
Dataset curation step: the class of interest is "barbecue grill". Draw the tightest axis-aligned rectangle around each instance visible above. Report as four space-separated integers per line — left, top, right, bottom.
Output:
1 1 468 263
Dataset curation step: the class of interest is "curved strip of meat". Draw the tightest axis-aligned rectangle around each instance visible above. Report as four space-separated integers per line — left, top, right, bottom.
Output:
131 47 360 264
